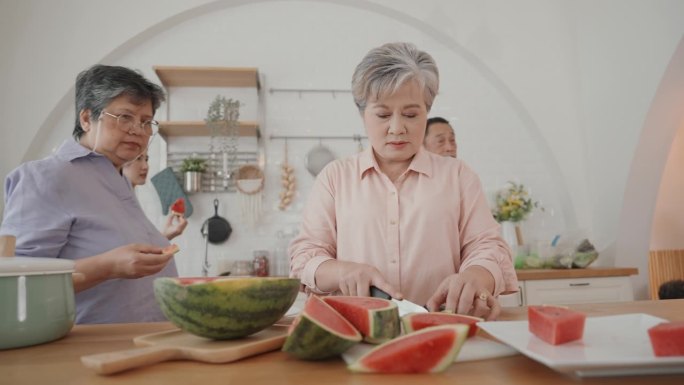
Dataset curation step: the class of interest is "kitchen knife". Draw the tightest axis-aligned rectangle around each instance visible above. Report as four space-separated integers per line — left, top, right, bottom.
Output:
370 286 428 316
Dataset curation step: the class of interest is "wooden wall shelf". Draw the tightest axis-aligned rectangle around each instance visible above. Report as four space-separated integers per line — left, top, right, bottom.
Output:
158 121 259 137
153 66 260 88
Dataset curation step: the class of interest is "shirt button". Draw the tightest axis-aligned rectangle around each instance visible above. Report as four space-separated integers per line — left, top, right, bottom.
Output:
389 220 397 225
390 191 396 196
390 260 396 263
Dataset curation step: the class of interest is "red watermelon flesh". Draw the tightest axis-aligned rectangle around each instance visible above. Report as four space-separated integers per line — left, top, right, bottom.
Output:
528 305 586 345
402 312 483 338
348 324 469 374
305 295 359 336
176 277 223 285
323 296 400 343
648 321 684 357
170 198 185 215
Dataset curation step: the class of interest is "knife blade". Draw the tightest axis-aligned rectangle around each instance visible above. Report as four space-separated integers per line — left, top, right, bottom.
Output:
370 286 429 316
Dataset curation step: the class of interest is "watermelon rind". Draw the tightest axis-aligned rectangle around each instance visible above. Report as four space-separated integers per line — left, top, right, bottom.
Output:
348 324 469 374
282 296 362 360
402 312 483 338
323 296 401 344
154 277 300 340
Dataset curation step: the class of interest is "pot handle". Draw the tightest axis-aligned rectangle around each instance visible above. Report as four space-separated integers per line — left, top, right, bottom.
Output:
72 272 86 285
0 235 16 257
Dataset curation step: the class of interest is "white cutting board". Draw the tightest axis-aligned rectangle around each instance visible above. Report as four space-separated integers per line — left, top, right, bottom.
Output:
342 336 519 365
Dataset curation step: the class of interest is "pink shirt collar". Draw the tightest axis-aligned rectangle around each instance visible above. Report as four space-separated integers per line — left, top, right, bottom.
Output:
358 146 433 180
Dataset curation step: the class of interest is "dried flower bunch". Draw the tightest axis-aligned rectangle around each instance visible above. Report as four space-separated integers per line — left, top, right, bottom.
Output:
492 181 541 222
279 143 296 210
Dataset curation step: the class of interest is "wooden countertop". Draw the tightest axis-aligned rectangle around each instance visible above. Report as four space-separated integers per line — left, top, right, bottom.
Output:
1 299 681 385
515 267 639 280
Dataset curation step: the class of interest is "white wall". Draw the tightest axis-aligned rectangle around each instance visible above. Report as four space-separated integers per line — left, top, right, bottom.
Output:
1 0 684 298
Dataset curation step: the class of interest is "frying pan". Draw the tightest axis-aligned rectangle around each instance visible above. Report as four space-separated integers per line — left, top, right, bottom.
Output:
305 143 336 177
201 199 232 244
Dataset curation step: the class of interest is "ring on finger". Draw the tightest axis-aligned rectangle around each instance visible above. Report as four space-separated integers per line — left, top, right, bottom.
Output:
478 292 488 301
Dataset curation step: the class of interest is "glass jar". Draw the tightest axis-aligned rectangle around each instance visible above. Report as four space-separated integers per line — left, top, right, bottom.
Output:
253 250 270 277
233 260 254 276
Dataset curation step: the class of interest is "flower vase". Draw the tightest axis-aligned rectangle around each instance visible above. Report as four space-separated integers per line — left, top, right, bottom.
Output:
501 221 518 249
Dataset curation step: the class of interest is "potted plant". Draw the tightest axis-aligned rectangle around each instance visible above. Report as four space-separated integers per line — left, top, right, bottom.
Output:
180 156 207 193
491 181 542 248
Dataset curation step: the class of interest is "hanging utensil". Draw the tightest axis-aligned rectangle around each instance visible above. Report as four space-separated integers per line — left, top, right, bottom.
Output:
305 141 336 177
201 226 210 277
200 199 232 244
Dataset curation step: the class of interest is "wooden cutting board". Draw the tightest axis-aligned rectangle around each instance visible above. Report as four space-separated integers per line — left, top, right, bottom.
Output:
81 325 289 375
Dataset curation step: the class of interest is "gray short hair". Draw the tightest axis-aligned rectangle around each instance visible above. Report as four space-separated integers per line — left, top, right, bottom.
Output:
73 65 166 140
351 42 439 112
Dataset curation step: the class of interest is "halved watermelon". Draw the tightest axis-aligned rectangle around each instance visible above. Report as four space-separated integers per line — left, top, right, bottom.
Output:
348 324 469 374
154 277 300 340
282 296 362 360
528 305 585 345
402 312 483 338
162 244 180 255
170 198 185 215
648 321 684 357
323 296 400 344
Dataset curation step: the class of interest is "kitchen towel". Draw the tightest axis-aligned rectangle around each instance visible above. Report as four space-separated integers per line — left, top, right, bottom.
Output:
151 167 193 218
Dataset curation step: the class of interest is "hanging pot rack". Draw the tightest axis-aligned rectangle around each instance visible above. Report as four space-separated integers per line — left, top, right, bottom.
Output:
269 134 366 141
268 88 351 98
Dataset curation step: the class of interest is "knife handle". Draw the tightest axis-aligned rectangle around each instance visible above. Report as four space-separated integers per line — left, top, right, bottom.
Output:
370 286 392 300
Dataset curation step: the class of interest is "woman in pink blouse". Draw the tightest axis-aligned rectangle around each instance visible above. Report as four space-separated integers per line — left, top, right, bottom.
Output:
289 42 518 320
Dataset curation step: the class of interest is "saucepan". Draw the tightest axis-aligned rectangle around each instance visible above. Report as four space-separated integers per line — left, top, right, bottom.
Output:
0 235 76 350
305 143 336 177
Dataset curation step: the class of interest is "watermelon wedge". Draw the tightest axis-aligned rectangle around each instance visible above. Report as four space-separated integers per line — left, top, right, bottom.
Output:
402 312 483 338
648 321 684 357
528 305 585 345
283 296 362 360
170 198 185 216
348 324 469 374
162 244 180 255
323 296 400 344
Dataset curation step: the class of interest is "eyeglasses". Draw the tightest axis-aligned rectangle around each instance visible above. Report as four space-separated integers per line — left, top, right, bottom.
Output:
101 111 159 136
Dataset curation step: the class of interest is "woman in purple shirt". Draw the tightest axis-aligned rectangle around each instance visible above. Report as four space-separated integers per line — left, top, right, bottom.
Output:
0 65 177 323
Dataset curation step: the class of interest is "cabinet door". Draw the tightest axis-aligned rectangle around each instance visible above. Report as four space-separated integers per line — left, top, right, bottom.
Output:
499 285 525 307
524 276 634 306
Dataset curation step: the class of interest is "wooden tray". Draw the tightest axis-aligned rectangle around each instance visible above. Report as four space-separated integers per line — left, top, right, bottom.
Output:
81 325 288 375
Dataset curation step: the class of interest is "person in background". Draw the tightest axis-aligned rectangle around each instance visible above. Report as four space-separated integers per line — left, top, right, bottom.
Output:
423 116 457 158
289 42 517 320
0 64 177 324
123 150 188 240
658 279 684 299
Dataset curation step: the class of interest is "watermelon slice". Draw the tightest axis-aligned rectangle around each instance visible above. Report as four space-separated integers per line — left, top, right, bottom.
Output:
348 324 469 374
323 296 400 344
528 305 586 345
402 312 483 338
283 296 362 360
170 198 185 216
162 244 180 255
648 321 684 357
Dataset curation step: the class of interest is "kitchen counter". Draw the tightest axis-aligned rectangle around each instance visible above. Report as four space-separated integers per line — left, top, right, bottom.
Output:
1 299 682 385
515 267 638 280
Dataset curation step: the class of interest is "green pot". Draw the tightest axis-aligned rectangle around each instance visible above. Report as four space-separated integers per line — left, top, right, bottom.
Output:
0 257 76 350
